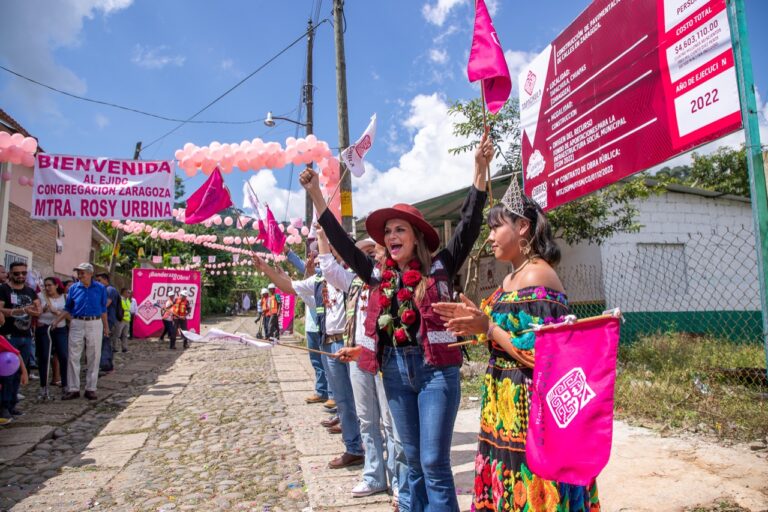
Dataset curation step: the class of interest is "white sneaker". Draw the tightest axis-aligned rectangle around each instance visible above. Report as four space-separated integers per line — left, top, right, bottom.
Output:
17 393 25 400
351 481 387 498
29 372 40 380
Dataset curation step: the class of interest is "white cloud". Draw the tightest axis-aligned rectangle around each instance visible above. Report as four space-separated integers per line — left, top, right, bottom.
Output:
238 93 485 221
485 0 499 16
242 171 305 223
131 44 185 69
429 48 449 64
94 113 110 129
220 58 234 70
504 49 539 93
350 93 480 217
422 0 466 26
433 25 460 44
0 0 133 117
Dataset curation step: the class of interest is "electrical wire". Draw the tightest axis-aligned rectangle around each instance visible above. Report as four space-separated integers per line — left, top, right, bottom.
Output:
140 18 329 154
0 63 268 125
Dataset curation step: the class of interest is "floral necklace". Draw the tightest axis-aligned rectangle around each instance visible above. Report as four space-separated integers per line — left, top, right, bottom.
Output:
377 257 423 345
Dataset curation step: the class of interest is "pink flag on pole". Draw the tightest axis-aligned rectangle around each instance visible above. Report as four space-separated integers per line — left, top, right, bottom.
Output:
467 0 511 114
264 205 286 254
184 168 233 224
526 316 620 485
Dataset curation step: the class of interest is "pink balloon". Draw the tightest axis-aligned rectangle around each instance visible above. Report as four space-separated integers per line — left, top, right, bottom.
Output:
224 216 234 226
18 176 28 186
10 133 23 144
301 226 309 236
21 137 37 154
234 236 242 244
21 153 35 168
213 215 222 226
174 149 185 160
0 132 10 149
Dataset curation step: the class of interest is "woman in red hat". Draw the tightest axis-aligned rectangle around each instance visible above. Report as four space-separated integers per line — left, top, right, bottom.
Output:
299 133 494 512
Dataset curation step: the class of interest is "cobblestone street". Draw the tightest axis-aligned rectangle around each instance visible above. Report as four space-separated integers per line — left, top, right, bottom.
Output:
0 317 309 512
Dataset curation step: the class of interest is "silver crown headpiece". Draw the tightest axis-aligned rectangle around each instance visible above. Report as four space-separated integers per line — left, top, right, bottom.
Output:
500 174 525 217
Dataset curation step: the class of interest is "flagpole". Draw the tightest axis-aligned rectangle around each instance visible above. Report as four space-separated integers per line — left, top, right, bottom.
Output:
479 81 494 204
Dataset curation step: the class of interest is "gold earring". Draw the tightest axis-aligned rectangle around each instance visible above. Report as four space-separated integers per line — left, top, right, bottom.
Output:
519 238 532 258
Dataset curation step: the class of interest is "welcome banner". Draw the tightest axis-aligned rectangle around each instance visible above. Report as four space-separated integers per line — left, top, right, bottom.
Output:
132 269 201 338
32 153 175 220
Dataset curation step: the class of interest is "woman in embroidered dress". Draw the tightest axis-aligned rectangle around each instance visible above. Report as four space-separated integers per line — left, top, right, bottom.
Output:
433 184 600 512
299 134 493 512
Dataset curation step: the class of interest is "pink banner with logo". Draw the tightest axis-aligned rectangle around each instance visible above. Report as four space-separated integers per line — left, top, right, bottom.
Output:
527 316 620 486
132 269 201 338
277 290 295 333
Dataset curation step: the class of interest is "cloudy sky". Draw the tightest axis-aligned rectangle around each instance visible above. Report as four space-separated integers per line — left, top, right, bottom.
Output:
1 0 766 222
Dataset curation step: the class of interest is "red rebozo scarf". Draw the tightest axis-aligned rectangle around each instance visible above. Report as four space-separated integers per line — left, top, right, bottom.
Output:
360 258 462 374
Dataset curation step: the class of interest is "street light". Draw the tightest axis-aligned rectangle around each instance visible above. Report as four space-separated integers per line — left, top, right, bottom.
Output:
264 111 308 128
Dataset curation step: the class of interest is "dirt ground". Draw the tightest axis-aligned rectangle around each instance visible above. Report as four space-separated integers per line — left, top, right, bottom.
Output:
452 409 768 511
599 421 768 511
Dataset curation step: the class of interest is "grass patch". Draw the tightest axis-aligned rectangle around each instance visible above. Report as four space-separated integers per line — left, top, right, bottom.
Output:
616 332 767 441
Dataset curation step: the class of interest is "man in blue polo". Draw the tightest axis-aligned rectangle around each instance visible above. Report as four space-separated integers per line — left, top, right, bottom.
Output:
53 263 107 400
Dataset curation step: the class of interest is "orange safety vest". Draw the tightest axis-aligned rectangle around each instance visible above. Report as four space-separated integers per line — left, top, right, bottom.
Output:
266 295 279 316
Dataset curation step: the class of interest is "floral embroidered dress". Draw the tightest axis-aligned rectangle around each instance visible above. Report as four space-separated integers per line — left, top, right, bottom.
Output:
472 286 600 512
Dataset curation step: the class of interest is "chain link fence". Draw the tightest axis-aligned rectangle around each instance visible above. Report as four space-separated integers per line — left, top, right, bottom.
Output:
560 225 767 442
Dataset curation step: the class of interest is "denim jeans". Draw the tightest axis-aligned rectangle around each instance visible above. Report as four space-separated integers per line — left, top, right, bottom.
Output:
0 336 32 411
391 415 411 512
306 330 328 398
35 325 68 389
349 362 390 490
381 345 460 512
324 339 362 455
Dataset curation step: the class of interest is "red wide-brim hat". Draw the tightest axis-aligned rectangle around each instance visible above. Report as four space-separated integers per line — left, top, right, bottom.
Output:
365 203 440 252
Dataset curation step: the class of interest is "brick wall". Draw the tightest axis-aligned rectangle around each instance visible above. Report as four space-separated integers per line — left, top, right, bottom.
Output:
6 202 57 277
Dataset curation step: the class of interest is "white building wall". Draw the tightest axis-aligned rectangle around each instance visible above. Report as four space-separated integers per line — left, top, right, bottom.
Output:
557 242 604 304
599 191 758 312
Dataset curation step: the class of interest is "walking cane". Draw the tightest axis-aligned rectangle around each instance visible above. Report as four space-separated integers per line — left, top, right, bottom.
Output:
40 325 54 401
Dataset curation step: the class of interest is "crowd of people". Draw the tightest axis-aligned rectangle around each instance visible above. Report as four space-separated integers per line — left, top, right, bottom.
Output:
248 132 599 512
0 262 141 421
0 133 599 511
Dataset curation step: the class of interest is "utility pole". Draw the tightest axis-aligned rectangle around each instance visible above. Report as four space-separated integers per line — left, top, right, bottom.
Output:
304 18 315 228
333 0 353 231
108 141 141 274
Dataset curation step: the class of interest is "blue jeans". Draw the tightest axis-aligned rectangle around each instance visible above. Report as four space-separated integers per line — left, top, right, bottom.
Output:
349 362 389 490
382 345 460 512
324 339 362 455
35 325 68 389
0 336 32 411
306 330 328 398
391 417 411 512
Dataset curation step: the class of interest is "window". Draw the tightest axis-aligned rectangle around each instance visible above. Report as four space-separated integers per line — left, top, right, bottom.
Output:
4 251 28 269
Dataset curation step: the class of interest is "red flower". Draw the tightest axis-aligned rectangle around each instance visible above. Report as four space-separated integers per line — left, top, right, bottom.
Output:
481 462 492 486
397 288 413 301
401 309 417 325
379 295 391 308
409 259 421 270
402 270 422 287
474 475 485 498
381 281 391 289
382 270 395 281
394 328 408 343
386 258 396 267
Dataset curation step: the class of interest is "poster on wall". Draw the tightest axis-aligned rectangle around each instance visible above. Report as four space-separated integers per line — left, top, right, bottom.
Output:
519 0 742 211
132 268 201 338
31 154 174 219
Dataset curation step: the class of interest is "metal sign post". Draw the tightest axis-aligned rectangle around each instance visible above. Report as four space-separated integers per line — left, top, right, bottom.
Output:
726 0 768 377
